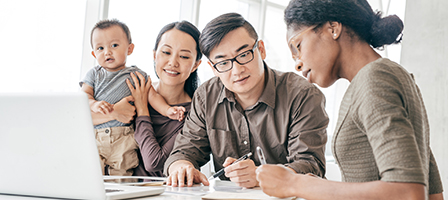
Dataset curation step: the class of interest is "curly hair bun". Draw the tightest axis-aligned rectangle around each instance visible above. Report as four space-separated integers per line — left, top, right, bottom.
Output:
370 14 404 48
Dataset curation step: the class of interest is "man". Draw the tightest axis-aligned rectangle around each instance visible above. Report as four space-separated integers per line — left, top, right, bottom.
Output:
164 13 329 188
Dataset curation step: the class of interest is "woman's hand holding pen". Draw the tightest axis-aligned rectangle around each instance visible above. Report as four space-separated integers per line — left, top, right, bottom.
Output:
223 157 259 188
256 164 299 198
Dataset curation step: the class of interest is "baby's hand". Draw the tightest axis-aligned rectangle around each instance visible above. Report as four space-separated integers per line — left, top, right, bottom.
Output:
92 101 114 114
166 106 186 121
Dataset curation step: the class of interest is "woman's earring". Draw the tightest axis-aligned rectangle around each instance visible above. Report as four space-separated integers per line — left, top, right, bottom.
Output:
333 33 337 37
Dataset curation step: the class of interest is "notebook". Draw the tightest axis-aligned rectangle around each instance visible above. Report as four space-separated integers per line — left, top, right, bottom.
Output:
0 92 165 200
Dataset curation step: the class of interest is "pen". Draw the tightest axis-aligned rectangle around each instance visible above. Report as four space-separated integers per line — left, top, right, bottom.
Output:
256 146 267 165
208 152 252 180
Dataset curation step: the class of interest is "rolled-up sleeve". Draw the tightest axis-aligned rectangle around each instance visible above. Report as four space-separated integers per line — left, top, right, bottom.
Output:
284 86 328 177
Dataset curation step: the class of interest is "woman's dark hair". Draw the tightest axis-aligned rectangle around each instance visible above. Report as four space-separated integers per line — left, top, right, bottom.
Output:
284 0 403 48
153 21 202 98
199 12 258 58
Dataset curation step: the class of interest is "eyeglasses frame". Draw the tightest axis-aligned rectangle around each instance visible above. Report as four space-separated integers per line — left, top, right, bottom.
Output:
287 25 317 61
209 40 259 73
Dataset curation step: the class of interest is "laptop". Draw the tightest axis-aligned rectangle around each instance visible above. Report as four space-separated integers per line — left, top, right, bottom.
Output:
0 92 165 200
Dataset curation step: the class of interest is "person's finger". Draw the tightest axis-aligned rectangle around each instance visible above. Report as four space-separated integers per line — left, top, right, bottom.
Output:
102 107 110 114
130 72 139 88
123 95 134 103
170 172 178 187
166 174 172 186
236 178 252 188
179 107 186 112
103 103 112 113
225 162 249 178
99 107 106 115
199 172 210 186
107 104 114 112
178 113 184 122
145 77 152 91
223 157 237 167
126 79 135 93
134 71 146 89
178 167 186 187
186 167 195 187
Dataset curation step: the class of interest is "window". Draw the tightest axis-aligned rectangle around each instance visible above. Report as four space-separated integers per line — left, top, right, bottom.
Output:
195 0 253 83
2 0 406 159
263 4 295 72
106 0 182 81
0 0 86 93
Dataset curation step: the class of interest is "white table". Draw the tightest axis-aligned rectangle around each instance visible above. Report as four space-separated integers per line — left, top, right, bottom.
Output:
0 180 297 200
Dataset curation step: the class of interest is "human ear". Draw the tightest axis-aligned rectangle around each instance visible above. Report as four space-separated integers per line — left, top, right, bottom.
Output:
328 21 342 39
192 59 201 72
127 43 135 55
257 40 267 60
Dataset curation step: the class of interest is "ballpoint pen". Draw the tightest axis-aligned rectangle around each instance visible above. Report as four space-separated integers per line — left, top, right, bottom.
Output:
256 146 267 165
208 152 253 180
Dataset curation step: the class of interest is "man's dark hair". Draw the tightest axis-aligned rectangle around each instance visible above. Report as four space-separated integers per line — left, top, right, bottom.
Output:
90 19 132 47
199 13 258 58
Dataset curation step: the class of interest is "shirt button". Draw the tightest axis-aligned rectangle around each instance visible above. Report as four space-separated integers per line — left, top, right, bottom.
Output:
243 141 248 145
105 129 109 134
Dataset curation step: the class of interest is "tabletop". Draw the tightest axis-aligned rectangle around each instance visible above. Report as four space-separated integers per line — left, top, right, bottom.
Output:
0 180 301 200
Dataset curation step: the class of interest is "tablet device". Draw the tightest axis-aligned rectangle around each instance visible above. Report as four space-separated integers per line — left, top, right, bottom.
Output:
104 177 166 186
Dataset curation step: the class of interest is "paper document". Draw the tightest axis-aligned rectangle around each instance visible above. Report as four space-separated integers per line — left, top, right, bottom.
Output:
201 180 299 200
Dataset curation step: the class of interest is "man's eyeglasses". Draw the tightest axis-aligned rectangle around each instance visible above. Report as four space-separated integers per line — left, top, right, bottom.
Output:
288 26 316 61
210 40 259 73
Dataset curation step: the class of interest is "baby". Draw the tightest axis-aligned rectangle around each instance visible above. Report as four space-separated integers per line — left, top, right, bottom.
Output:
80 19 184 175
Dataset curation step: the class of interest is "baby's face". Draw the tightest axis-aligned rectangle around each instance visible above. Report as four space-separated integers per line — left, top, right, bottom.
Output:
91 25 133 72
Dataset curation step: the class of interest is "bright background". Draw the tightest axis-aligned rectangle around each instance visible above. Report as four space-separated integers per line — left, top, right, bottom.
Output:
3 0 430 185
0 0 406 159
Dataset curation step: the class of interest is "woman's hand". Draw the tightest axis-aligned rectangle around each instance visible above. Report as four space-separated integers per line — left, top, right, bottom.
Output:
256 164 299 198
126 71 152 116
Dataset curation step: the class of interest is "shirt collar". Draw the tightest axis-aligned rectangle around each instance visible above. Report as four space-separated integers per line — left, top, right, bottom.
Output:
217 61 276 109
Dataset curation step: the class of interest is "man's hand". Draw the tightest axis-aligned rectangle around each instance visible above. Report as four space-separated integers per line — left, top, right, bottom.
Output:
167 160 209 187
111 96 135 123
91 100 113 114
223 157 258 188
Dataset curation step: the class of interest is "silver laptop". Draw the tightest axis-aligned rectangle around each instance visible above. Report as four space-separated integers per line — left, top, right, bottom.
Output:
0 92 164 200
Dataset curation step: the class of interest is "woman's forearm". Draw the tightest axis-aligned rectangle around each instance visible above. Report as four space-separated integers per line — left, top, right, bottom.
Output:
134 116 174 172
293 175 426 200
257 165 426 200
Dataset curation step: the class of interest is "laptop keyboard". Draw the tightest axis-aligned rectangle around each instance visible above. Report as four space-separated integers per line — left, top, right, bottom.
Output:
106 189 124 193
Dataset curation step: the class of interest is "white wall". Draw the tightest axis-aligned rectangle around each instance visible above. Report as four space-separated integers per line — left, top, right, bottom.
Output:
401 0 448 198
